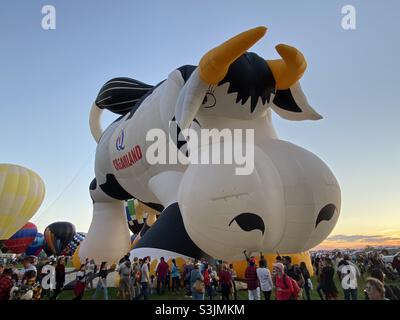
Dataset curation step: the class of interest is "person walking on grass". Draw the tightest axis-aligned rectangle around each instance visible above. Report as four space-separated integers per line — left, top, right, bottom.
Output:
229 264 238 300
320 258 338 300
92 262 110 300
52 257 65 300
156 257 169 295
273 262 294 300
218 264 233 300
257 259 273 300
171 259 180 293
135 257 150 300
73 264 86 300
338 254 360 300
245 258 260 300
190 263 204 300
119 259 133 300
85 259 96 289
300 261 312 300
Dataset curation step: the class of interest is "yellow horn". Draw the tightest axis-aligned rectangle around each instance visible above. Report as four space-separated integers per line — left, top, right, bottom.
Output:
266 44 307 90
199 26 267 85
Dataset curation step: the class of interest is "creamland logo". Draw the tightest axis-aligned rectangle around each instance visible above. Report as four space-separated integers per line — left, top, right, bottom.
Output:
113 145 142 171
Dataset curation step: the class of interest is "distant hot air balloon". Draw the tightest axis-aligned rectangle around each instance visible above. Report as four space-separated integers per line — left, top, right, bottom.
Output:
4 222 38 254
44 222 76 256
25 232 44 256
0 164 45 240
125 199 160 234
62 232 86 256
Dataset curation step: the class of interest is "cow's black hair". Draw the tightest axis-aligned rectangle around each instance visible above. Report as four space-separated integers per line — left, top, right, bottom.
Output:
96 53 276 118
219 52 276 113
95 77 154 115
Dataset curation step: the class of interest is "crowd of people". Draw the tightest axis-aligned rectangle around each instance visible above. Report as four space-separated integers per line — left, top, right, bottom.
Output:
0 249 399 300
311 251 400 300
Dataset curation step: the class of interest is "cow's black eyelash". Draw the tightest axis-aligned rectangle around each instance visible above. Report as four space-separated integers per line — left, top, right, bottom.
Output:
207 86 215 94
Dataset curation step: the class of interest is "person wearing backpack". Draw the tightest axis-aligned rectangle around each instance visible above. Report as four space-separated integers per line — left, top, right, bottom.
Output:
190 263 204 300
273 262 301 300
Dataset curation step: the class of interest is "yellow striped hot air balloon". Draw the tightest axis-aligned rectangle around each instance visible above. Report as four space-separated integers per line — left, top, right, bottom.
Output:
0 164 45 240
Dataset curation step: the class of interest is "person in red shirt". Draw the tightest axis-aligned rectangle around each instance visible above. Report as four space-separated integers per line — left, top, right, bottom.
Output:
273 262 294 300
202 263 213 300
156 257 169 295
218 264 233 300
245 258 260 300
0 268 14 300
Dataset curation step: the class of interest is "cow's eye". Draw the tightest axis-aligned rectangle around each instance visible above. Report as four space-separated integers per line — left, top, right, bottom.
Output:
229 213 265 235
202 93 216 108
315 204 337 227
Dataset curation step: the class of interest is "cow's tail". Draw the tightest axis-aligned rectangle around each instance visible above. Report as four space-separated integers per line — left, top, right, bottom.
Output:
89 77 154 143
89 103 104 143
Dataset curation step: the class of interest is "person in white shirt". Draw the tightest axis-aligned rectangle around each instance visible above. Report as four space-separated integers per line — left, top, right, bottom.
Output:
85 259 96 289
338 255 360 300
134 257 150 300
256 259 273 300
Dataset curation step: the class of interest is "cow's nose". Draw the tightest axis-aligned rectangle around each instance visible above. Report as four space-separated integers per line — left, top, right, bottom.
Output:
315 204 337 227
229 213 265 235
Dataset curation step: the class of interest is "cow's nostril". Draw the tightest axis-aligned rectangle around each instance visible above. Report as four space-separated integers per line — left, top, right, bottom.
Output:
315 204 337 228
229 213 265 235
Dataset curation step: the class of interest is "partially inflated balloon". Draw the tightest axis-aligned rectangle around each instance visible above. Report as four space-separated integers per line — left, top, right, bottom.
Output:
125 199 160 234
25 232 44 256
0 164 45 240
62 232 86 256
72 245 82 270
232 251 314 279
4 222 37 254
44 222 76 256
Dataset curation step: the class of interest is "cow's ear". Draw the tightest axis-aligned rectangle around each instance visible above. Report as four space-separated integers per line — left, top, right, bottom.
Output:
271 82 322 121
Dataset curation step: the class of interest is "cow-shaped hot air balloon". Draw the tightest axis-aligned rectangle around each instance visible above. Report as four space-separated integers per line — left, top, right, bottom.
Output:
80 26 341 263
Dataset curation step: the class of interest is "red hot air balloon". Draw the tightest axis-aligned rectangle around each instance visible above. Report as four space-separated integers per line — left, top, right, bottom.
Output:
4 222 38 254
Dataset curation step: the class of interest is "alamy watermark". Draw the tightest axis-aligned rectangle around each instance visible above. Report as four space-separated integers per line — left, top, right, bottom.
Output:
145 122 255 176
41 5 56 30
341 5 356 30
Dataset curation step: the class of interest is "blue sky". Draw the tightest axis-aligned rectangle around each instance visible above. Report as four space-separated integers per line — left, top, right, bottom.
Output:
1 0 399 246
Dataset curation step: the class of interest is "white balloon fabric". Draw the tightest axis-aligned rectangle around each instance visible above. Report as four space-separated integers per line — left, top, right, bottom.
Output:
79 202 131 264
82 26 341 263
178 141 340 261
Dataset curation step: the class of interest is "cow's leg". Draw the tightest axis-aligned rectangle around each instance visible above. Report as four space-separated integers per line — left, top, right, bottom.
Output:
147 171 184 208
79 178 131 264
131 171 212 261
129 171 183 250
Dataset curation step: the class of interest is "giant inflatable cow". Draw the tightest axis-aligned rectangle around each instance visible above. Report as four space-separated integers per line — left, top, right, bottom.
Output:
79 27 341 263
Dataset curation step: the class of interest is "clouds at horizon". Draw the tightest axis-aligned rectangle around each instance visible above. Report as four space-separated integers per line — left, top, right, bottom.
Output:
327 234 400 243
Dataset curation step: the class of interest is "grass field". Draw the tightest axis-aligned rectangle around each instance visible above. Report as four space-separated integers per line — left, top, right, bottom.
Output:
56 274 400 300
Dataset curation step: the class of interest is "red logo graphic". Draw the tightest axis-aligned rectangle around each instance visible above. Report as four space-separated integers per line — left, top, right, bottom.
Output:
113 145 142 170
